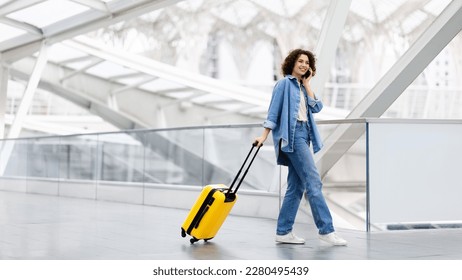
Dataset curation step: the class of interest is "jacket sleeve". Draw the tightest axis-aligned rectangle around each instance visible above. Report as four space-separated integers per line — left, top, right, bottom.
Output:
307 95 323 113
263 80 285 129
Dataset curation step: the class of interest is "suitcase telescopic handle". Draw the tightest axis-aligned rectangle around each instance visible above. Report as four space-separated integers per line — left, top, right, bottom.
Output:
226 142 261 195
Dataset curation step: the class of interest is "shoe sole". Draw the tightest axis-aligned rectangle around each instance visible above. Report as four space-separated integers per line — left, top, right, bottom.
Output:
275 239 305 244
318 237 347 246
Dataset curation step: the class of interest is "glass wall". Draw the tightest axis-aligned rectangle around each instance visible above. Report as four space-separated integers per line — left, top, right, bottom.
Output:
0 138 28 192
97 132 146 183
367 119 462 230
0 122 371 230
0 124 280 190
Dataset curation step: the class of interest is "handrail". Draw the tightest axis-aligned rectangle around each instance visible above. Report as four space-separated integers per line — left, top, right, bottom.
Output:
4 118 462 142
0 123 262 141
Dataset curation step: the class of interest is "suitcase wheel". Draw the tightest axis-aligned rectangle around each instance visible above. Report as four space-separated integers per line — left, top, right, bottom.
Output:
190 238 199 244
181 228 186 238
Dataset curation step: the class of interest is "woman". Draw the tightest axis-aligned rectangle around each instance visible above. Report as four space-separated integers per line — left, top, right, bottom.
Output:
254 49 347 246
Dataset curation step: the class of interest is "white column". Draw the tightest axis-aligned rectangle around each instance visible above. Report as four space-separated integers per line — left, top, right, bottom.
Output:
7 42 49 138
156 106 167 128
0 62 8 139
312 0 352 99
0 42 48 175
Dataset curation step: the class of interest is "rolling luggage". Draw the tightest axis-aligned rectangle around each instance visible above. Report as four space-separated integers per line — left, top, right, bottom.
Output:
181 143 261 244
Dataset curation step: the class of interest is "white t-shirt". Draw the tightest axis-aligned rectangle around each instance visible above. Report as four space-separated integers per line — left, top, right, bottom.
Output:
297 83 308 122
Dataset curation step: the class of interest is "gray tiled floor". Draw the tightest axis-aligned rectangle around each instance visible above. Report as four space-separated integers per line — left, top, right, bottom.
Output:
1 190 462 260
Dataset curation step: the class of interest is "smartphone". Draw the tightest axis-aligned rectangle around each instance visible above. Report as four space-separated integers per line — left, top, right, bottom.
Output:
303 69 311 79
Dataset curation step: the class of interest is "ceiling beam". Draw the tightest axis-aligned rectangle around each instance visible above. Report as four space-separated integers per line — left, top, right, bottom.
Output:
9 55 265 132
108 72 147 81
9 67 146 130
162 92 206 108
65 37 269 106
57 55 94 65
153 87 193 96
112 76 157 95
0 0 45 16
0 16 42 35
1 0 184 61
69 0 109 13
312 0 352 99
59 57 103 82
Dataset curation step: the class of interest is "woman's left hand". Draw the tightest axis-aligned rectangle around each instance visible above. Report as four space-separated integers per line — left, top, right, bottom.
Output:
303 68 315 98
303 68 313 83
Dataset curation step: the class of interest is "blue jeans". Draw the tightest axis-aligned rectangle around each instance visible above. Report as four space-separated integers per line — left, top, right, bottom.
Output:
276 121 334 235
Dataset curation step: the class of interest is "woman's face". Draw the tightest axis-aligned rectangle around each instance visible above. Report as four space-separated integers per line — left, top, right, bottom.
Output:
291 54 310 79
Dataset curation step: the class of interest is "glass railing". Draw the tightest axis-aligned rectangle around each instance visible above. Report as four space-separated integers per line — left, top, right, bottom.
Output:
0 124 280 193
3 119 458 231
366 118 462 231
316 118 462 231
0 122 367 230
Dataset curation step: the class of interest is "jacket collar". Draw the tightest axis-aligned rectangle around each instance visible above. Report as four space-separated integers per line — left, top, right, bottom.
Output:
286 74 302 83
286 74 297 80
286 74 304 88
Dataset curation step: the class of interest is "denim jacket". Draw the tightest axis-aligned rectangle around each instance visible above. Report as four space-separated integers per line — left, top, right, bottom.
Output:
263 75 324 166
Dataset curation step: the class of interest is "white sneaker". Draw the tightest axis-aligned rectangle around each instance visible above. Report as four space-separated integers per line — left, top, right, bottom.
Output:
275 232 305 244
318 232 348 246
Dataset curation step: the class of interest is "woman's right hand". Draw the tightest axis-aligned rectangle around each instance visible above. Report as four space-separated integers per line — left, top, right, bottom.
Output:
254 135 267 147
254 127 271 147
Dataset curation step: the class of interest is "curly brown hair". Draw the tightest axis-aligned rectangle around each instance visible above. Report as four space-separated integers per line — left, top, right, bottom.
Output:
281 49 316 77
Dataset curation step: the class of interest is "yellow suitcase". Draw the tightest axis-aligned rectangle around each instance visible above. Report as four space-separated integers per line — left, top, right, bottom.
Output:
181 184 237 243
181 143 261 244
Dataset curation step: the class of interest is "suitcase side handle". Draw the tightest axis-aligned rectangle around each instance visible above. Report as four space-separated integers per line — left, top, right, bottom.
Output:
227 142 261 195
187 189 217 235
